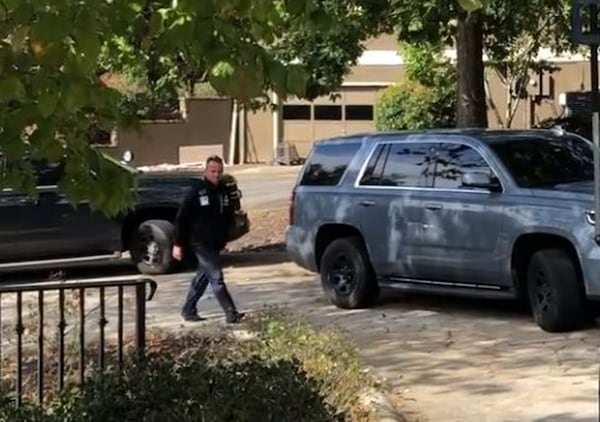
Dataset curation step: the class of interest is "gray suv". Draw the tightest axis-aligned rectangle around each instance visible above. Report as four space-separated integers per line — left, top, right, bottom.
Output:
286 128 600 333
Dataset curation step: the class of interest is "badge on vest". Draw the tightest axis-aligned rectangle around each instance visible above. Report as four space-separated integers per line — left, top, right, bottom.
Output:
199 195 209 206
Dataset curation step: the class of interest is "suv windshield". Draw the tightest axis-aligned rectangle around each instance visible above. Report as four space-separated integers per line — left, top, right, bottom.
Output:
489 135 594 188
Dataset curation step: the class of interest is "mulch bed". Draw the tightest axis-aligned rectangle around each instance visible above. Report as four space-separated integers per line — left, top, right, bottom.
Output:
225 207 287 253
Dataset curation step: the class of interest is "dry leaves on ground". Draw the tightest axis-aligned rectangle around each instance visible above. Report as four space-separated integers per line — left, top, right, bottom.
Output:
226 207 288 253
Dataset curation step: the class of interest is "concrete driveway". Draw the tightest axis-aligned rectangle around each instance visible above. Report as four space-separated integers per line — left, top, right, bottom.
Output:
156 260 600 422
4 258 600 422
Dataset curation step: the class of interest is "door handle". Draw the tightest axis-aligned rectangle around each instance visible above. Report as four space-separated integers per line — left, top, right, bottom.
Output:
359 200 376 207
424 203 443 211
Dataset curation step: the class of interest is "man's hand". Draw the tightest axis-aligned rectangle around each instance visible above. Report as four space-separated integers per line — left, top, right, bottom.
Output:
172 245 182 261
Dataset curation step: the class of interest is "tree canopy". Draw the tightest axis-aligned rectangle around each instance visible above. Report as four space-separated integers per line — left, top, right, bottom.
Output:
390 0 571 127
0 0 391 216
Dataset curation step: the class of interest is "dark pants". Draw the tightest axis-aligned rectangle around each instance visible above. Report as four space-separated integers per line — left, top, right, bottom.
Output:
181 243 238 318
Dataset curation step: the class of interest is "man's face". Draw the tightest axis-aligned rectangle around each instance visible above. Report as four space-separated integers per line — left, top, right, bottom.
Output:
205 160 223 185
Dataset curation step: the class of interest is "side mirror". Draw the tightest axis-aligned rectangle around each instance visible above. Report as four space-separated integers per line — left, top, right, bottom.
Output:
121 150 134 163
461 171 502 192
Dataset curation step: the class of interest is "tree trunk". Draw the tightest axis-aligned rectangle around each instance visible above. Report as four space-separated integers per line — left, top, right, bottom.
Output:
456 10 487 128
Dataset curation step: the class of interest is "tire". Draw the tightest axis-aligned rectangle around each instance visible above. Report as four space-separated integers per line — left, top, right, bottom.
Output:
319 236 379 309
526 248 587 332
130 219 176 275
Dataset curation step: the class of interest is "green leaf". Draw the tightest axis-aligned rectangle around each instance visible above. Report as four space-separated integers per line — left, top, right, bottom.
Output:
210 61 235 78
457 0 487 12
149 12 165 36
285 65 307 97
29 122 64 160
36 80 60 117
61 81 88 110
9 25 29 52
75 31 101 74
32 13 69 44
285 0 307 16
0 75 26 102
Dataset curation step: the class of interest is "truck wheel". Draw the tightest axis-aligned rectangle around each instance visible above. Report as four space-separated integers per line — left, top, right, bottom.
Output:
320 236 379 309
131 219 175 275
526 248 587 332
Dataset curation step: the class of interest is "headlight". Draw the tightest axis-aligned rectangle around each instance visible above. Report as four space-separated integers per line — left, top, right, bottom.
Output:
586 210 595 225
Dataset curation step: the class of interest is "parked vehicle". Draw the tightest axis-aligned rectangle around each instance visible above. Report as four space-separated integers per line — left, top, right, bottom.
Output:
286 128 600 332
0 151 249 275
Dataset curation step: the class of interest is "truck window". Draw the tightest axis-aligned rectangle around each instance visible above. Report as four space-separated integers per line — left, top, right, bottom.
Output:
33 159 65 187
299 142 361 186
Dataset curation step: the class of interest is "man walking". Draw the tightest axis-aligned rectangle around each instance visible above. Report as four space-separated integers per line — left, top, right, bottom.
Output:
172 155 245 323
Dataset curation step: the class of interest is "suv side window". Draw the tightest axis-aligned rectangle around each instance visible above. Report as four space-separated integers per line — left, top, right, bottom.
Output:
433 143 494 190
359 144 390 185
360 142 436 188
300 142 361 186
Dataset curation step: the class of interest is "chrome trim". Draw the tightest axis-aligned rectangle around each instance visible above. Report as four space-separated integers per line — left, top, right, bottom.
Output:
586 210 595 225
2 185 59 194
352 138 505 194
388 276 502 290
353 141 380 188
0 252 122 269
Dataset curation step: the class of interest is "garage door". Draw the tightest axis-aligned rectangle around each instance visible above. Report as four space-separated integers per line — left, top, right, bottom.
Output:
281 87 381 157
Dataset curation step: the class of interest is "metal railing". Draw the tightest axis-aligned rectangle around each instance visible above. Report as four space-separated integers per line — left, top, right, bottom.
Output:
0 276 158 407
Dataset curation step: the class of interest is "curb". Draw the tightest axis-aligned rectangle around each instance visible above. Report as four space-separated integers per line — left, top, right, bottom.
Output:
360 388 407 422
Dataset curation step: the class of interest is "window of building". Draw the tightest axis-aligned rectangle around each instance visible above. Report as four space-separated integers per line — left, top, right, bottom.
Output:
314 105 342 120
345 105 374 121
299 141 361 186
282 105 311 120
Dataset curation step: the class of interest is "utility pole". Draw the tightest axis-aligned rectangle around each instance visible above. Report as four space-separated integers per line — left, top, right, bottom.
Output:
572 0 600 244
571 1 600 415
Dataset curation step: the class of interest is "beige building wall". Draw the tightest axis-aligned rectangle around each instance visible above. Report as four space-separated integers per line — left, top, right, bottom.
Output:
242 60 594 164
101 97 233 167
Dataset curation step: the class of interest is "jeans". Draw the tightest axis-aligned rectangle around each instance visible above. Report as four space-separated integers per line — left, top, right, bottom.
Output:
181 243 237 317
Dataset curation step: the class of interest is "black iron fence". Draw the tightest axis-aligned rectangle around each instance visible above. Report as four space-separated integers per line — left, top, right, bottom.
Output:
0 276 158 407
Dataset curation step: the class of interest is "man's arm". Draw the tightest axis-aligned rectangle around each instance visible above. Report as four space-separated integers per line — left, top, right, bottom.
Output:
173 184 198 247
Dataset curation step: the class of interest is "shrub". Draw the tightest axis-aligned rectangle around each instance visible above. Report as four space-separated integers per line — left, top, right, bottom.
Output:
375 41 456 131
0 308 379 422
375 78 456 131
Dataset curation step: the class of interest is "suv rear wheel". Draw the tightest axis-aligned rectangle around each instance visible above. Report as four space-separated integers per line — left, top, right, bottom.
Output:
320 236 379 308
526 248 587 332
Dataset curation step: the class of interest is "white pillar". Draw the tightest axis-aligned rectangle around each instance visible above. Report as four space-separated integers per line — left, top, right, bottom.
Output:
272 91 283 164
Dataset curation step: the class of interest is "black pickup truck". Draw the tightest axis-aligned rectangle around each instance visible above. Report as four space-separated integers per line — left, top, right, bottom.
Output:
0 151 250 275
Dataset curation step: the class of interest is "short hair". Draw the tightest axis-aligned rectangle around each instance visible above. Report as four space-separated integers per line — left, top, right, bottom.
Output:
205 155 224 167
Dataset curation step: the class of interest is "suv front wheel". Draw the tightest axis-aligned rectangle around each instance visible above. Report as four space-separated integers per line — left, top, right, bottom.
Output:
526 248 587 332
320 236 379 309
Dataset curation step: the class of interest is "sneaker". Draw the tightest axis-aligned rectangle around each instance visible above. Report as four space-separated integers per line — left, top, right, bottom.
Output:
226 311 246 324
182 314 205 322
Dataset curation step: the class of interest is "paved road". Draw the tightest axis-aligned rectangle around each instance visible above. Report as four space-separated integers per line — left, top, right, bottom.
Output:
229 166 300 210
6 258 599 422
